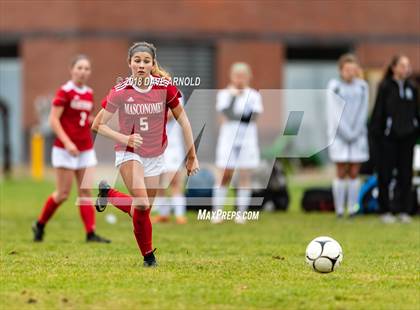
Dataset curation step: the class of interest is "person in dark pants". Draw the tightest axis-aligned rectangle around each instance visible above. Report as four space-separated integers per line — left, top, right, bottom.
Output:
369 55 420 223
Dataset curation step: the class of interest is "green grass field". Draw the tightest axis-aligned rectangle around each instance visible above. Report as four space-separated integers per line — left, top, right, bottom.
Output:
1 179 419 309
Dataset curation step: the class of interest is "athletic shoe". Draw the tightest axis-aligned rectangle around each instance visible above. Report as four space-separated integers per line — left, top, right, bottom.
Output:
143 248 157 267
175 216 188 224
380 212 397 224
86 232 111 243
152 215 170 224
95 180 110 212
211 215 223 224
32 221 44 242
348 212 357 219
234 213 246 224
398 213 412 224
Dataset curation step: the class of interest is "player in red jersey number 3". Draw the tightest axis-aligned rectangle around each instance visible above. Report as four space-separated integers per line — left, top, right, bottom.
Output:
92 42 199 267
33 55 110 243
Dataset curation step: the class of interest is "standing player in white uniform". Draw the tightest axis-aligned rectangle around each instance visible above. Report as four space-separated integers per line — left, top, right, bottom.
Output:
32 55 110 243
212 63 263 224
326 54 369 217
154 95 188 224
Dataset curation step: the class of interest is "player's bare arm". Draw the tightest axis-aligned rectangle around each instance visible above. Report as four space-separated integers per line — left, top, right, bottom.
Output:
49 105 79 156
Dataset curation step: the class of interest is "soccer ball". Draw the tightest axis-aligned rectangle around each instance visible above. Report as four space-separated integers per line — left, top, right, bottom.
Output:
305 236 343 273
105 213 117 224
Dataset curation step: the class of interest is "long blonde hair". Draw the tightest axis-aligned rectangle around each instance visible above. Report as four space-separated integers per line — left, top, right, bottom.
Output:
128 42 171 79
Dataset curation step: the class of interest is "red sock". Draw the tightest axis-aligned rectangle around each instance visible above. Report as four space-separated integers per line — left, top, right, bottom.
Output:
132 208 153 256
108 188 132 216
38 196 61 225
79 199 96 233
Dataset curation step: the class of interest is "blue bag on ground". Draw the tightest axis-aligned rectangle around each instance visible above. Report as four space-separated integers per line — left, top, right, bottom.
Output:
185 168 215 211
358 175 380 214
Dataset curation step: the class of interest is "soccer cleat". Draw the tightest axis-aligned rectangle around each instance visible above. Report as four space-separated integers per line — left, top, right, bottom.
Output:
143 248 157 267
348 212 357 219
234 216 246 224
143 259 158 268
211 215 223 224
86 232 111 243
380 212 397 224
32 221 45 242
175 216 188 225
398 213 412 224
336 213 344 219
95 180 111 212
151 215 170 224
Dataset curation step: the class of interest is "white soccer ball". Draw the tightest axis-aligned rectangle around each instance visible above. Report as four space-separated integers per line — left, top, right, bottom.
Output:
105 213 117 225
305 236 343 273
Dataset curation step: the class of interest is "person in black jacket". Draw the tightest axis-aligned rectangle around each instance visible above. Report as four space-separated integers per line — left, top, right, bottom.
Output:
369 55 420 223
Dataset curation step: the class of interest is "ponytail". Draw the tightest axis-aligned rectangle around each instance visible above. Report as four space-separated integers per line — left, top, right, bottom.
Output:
152 60 171 79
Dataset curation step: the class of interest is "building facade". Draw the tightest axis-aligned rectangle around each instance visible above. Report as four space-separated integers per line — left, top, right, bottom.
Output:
0 0 419 164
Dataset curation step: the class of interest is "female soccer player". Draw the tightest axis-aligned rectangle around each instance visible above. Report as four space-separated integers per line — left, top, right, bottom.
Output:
154 95 188 224
326 54 369 218
92 42 199 267
212 62 263 224
32 55 110 243
370 55 419 223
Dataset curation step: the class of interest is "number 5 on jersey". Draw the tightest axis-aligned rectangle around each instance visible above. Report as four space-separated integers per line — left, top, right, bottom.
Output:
140 117 149 131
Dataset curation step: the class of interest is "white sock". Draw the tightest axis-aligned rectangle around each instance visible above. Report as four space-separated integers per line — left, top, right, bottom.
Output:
347 178 360 215
332 179 347 215
172 195 186 217
236 189 251 213
155 196 170 217
212 186 227 212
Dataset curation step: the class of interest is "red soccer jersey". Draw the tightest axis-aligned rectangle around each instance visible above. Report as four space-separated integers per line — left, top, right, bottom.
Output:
52 81 94 151
101 76 181 157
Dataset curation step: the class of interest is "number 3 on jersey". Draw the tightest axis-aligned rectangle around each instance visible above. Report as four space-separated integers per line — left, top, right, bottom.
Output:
79 111 87 127
140 117 149 131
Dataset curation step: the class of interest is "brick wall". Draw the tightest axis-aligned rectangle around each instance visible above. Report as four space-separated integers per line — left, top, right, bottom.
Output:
21 38 129 127
1 0 419 130
1 1 418 36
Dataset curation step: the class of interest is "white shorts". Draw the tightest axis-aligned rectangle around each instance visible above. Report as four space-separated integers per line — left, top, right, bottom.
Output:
52 146 97 170
216 122 260 169
164 145 184 172
165 120 185 172
115 151 165 177
328 135 369 163
216 144 260 169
